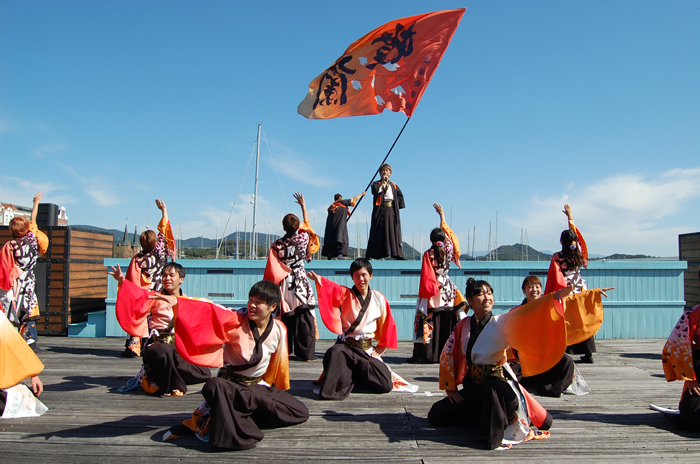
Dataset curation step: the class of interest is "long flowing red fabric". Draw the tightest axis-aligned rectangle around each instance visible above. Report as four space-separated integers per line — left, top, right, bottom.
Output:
298 9 465 119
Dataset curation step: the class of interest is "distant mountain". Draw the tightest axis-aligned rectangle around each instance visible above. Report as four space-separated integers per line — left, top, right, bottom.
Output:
463 243 551 261
601 253 654 260
73 225 652 261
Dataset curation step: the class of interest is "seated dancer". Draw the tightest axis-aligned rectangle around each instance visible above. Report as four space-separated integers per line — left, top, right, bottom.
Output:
0 192 49 351
307 258 400 400
321 190 366 260
366 164 405 260
408 203 467 364
111 262 211 396
511 276 576 397
0 310 47 419
161 280 309 450
121 199 176 358
264 192 319 361
659 269 700 430
545 204 595 363
429 278 612 450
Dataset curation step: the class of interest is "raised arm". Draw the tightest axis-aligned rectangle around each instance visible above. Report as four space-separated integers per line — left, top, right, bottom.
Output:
293 192 309 224
434 202 446 224
30 192 43 223
351 191 367 206
563 204 576 231
156 198 168 224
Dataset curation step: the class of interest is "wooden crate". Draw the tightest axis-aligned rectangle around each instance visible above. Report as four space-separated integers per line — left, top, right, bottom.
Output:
0 226 113 335
680 232 700 310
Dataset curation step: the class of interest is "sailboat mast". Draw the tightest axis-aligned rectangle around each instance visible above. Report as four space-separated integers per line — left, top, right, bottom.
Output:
252 123 261 259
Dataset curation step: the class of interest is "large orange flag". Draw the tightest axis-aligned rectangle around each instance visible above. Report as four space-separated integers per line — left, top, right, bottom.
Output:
298 9 465 119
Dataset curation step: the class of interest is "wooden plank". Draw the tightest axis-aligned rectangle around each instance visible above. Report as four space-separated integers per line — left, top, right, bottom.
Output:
69 270 111 281
69 252 113 260
69 237 114 248
70 262 108 272
67 287 107 298
2 338 700 463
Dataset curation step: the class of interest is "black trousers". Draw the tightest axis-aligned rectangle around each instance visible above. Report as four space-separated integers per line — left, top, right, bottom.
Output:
411 309 458 364
567 336 596 355
520 354 575 397
366 206 403 259
142 342 211 395
320 342 393 400
679 389 700 431
202 377 309 450
428 377 520 450
281 306 316 361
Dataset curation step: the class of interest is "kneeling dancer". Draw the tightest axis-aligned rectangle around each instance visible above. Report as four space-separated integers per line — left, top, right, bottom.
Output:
112 262 211 396
308 258 399 400
659 269 700 430
0 310 47 418
429 278 610 449
163 280 309 450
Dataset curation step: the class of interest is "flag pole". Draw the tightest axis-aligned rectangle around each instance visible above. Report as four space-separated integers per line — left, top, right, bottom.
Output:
348 116 411 219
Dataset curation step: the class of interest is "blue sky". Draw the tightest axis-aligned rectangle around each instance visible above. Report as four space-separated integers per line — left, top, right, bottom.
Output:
1 1 698 257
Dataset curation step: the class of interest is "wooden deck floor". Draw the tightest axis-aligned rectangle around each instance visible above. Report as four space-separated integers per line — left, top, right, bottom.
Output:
2 338 699 463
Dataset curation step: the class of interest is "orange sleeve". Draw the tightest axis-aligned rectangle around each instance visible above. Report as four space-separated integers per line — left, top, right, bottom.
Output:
158 218 177 259
441 220 461 267
563 289 604 346
375 297 398 350
0 312 44 389
29 222 49 256
262 320 291 390
314 276 349 335
497 293 567 377
299 220 320 256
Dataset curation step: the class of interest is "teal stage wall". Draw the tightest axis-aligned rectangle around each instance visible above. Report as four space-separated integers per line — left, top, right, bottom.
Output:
99 258 687 340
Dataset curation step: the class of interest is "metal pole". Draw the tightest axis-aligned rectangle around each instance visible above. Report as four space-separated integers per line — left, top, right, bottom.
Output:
348 117 411 219
252 124 261 259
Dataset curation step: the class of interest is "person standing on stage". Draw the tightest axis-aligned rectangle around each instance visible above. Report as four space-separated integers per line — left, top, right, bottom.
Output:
264 192 319 361
120 199 176 358
544 204 594 363
321 191 366 260
0 192 48 352
366 164 405 260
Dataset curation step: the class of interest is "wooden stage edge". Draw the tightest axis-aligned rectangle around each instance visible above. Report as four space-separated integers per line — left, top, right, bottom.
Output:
2 338 700 463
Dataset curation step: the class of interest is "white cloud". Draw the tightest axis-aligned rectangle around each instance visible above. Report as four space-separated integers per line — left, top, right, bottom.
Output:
0 175 68 206
33 142 67 158
261 141 334 188
513 167 700 256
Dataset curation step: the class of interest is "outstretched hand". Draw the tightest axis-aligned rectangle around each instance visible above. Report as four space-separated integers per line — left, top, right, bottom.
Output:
293 192 305 206
307 270 320 285
149 293 178 306
108 264 125 284
563 204 573 219
433 203 444 218
31 375 43 396
554 284 574 301
155 199 166 211
600 287 615 298
33 192 44 205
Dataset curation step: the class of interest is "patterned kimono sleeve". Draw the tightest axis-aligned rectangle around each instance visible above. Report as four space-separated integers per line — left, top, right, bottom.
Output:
440 220 460 267
298 220 320 257
157 217 177 260
439 329 458 391
28 222 49 256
